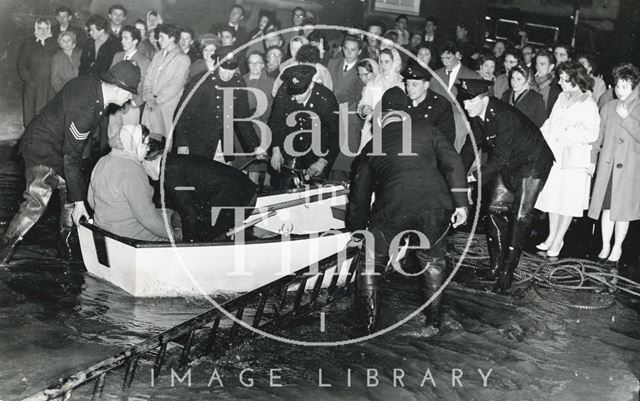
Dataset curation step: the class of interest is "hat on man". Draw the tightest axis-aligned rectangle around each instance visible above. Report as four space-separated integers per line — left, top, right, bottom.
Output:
381 86 408 112
281 64 317 95
401 59 432 81
455 79 493 101
216 45 239 70
101 60 141 95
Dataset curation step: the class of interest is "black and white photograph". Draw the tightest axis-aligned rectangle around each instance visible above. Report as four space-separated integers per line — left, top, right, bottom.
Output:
1 0 640 400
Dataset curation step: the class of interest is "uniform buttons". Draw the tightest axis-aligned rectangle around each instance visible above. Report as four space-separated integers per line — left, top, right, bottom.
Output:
616 163 624 169
618 138 624 144
424 114 428 118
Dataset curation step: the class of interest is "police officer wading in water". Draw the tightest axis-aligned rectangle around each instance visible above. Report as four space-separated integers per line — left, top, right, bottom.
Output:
458 79 554 293
0 61 141 265
347 87 469 335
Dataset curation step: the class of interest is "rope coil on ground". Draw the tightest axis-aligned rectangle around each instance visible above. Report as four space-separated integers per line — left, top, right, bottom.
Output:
449 233 640 310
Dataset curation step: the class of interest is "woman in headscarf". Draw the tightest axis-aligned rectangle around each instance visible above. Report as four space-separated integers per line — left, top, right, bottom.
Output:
88 124 168 241
51 30 82 93
357 47 403 151
188 34 220 80
18 18 57 126
500 64 546 127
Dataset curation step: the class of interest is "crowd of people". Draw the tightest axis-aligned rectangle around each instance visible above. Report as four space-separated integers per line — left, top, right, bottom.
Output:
5 3 640 334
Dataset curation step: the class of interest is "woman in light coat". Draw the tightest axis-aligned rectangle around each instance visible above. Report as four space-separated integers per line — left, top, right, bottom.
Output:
588 63 640 263
535 61 600 257
141 24 190 138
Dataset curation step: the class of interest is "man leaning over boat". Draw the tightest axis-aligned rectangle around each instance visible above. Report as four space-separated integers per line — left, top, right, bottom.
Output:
346 87 469 335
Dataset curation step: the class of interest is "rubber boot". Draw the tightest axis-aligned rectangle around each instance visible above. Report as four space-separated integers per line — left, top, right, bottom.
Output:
493 219 530 294
422 258 446 329
477 209 510 280
355 268 380 334
0 235 21 266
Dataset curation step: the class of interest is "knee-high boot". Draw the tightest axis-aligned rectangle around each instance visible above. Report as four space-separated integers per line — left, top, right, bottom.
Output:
479 208 510 280
354 259 381 334
492 219 530 293
422 257 446 329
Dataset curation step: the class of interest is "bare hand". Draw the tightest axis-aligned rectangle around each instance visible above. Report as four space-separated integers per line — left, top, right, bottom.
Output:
72 201 89 226
270 147 283 172
616 103 629 119
451 207 468 228
361 105 373 117
305 159 327 179
177 146 189 155
254 147 267 160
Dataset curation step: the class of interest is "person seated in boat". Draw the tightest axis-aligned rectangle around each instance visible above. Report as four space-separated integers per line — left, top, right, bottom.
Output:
142 138 258 243
88 124 170 241
347 87 469 335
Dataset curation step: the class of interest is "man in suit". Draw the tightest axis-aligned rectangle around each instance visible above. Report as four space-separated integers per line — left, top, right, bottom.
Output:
107 4 127 40
327 34 365 181
347 87 468 334
209 4 248 49
402 59 455 145
108 25 150 143
458 79 554 293
423 16 441 54
51 6 86 48
141 24 190 138
430 41 481 151
361 20 385 60
269 65 340 189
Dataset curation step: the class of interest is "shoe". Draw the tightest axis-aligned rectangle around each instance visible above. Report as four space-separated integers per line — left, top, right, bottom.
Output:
597 247 611 262
607 247 622 263
546 242 564 258
536 241 552 251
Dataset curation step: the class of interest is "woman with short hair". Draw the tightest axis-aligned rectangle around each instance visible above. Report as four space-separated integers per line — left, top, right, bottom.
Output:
588 63 640 263
51 30 82 93
535 61 600 257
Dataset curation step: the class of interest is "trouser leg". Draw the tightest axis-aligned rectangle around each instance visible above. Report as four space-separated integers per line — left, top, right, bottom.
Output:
482 175 514 279
354 227 387 334
494 176 545 293
0 166 58 264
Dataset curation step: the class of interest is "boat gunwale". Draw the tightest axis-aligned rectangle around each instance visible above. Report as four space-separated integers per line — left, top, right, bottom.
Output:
80 221 349 249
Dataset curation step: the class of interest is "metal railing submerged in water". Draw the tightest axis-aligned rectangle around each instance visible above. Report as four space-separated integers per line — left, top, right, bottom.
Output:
22 248 358 401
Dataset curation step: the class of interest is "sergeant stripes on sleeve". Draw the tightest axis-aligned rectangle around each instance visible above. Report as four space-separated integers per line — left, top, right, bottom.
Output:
70 122 90 141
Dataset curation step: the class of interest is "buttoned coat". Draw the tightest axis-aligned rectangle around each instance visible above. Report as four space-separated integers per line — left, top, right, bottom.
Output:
51 48 82 93
407 89 456 145
327 56 365 172
429 63 481 151
501 89 547 128
141 46 190 137
17 36 58 126
588 87 640 221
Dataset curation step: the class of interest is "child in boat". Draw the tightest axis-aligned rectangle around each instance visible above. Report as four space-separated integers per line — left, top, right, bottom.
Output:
88 124 170 241
142 138 258 242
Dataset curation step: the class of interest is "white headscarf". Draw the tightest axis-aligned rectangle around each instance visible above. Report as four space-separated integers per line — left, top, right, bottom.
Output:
111 124 148 162
34 19 52 46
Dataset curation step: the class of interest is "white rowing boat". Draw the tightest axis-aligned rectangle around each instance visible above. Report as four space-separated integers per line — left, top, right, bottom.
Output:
78 185 354 297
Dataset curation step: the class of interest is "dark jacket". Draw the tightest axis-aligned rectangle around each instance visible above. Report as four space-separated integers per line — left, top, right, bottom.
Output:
460 97 554 185
406 89 456 145
501 89 547 128
162 154 257 242
20 75 107 203
79 35 122 77
347 119 468 231
269 82 340 171
17 36 58 126
173 72 260 160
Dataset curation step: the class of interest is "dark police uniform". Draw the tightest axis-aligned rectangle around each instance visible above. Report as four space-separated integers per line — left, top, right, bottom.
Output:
458 80 554 293
173 72 260 160
161 153 257 242
269 65 340 189
402 59 456 146
347 87 469 333
0 61 141 264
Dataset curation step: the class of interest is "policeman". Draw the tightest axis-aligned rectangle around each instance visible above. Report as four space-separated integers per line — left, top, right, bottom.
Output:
458 79 554 293
347 87 469 334
402 59 456 146
0 61 141 264
269 64 340 189
173 46 265 163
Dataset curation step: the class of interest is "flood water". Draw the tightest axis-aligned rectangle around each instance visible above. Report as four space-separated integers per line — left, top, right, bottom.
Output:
1 141 640 401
